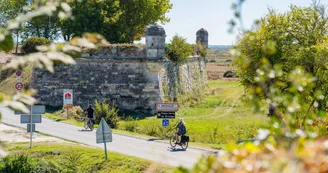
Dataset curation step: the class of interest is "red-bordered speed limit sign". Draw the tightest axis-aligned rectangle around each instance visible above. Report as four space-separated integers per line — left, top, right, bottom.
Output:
15 82 24 90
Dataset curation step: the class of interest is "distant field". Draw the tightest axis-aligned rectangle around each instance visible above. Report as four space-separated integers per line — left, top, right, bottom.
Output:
206 47 236 80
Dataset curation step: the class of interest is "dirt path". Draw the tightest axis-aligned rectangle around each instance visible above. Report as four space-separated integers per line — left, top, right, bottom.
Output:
0 123 66 143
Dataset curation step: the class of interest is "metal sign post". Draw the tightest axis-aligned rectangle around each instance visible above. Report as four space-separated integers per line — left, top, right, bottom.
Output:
162 119 169 136
14 105 45 148
157 102 178 137
96 118 112 161
102 120 108 160
30 105 33 148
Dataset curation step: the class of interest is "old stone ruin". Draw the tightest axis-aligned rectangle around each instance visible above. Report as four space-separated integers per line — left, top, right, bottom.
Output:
31 26 209 113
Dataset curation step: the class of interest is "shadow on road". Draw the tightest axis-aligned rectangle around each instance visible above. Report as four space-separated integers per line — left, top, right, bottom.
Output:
147 138 163 141
168 147 186 152
78 129 93 132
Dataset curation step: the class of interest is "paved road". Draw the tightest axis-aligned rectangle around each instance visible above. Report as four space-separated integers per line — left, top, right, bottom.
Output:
0 107 212 168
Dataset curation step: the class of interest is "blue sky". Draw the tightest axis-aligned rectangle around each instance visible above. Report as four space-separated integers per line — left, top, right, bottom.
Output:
149 0 328 45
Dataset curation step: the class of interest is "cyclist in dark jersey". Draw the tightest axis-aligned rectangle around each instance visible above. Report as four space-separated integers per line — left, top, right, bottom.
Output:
86 105 94 119
84 105 95 124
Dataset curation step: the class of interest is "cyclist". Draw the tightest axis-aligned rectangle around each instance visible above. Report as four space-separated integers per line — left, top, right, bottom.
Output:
176 118 186 144
84 104 95 125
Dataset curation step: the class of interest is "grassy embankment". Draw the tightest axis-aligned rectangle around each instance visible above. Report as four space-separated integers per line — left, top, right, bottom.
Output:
118 80 269 148
1 142 171 173
0 63 33 96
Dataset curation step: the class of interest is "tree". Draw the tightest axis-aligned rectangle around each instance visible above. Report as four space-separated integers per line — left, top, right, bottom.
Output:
21 37 52 54
165 35 192 62
234 5 328 115
0 0 61 52
191 42 208 57
0 0 31 53
0 0 108 157
60 0 172 43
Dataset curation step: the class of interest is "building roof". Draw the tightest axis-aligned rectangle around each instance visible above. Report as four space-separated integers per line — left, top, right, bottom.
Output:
145 25 166 36
196 28 209 35
0 52 15 64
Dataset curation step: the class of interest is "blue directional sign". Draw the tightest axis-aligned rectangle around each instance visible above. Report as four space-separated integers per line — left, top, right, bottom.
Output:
162 119 169 127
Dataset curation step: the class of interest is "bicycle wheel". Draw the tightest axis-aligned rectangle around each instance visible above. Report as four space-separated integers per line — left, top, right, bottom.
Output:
89 123 94 131
88 119 94 131
170 135 177 147
84 119 88 130
181 141 188 150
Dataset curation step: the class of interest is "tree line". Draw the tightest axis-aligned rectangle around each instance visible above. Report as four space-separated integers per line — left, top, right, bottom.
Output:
0 0 172 44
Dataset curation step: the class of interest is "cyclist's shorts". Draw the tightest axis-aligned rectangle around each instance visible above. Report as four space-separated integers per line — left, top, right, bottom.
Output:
177 132 186 136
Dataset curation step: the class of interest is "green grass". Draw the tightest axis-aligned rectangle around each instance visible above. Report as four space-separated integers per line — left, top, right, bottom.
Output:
44 80 269 149
118 80 269 147
4 142 172 173
43 113 99 128
0 63 33 96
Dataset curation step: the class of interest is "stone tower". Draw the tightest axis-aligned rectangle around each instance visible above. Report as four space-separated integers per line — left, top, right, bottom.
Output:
145 25 166 58
196 28 209 48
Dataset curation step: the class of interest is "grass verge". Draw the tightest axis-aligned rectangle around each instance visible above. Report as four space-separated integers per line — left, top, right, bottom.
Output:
2 142 172 173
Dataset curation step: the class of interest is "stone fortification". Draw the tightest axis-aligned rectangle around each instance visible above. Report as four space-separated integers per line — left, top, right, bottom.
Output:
30 26 208 113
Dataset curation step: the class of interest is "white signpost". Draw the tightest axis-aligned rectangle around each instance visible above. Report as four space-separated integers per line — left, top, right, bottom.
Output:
63 89 73 106
15 105 45 148
63 89 73 119
96 118 112 161
156 103 179 112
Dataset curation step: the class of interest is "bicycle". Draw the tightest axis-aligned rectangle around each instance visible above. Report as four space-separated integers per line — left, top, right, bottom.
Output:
83 117 94 131
170 133 189 150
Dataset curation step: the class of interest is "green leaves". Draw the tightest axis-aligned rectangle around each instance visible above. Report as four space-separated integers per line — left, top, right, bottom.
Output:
0 33 13 53
166 35 192 62
60 0 172 43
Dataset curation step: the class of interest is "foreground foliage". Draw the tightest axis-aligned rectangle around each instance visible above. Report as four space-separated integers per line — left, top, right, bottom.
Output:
177 2 328 173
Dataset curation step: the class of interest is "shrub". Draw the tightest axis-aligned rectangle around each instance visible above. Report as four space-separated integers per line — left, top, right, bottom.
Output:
0 154 60 173
94 100 119 128
119 116 139 132
58 106 84 122
223 71 236 78
165 35 192 62
0 154 35 173
22 37 52 54
192 42 208 57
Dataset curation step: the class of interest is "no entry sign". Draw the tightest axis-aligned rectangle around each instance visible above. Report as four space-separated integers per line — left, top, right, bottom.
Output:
15 82 24 90
16 71 22 77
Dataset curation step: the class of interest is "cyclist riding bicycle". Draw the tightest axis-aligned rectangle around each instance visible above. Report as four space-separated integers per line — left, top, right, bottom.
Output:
84 104 95 125
176 118 187 144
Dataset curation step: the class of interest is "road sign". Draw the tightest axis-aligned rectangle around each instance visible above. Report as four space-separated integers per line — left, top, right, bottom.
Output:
162 119 169 127
20 115 42 124
27 124 35 132
16 71 22 77
14 105 45 115
156 103 179 112
63 89 73 106
96 118 112 143
96 118 112 161
157 112 175 119
15 82 24 90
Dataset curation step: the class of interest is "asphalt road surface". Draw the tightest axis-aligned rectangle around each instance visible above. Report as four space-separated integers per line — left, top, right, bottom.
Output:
0 106 213 168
